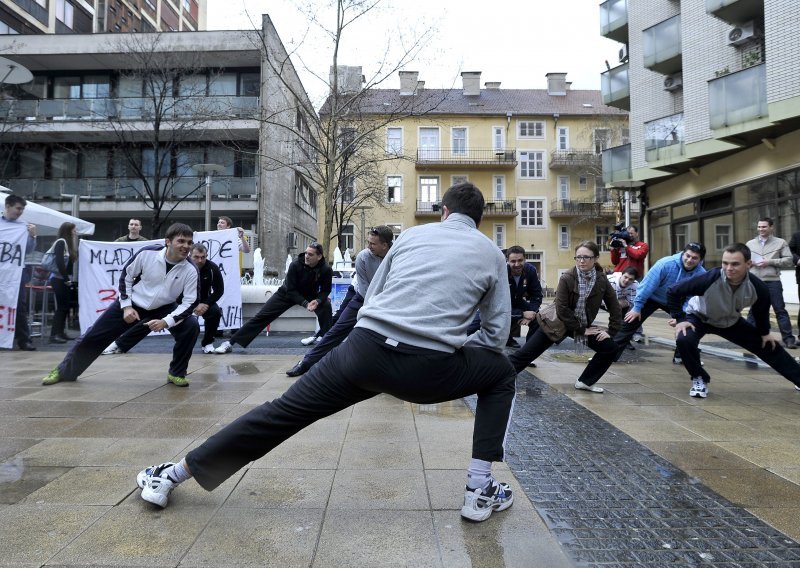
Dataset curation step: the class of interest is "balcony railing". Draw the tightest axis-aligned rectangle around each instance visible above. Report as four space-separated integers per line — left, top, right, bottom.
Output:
643 15 682 75
4 176 258 201
644 113 685 162
549 199 618 218
600 0 629 43
0 96 260 122
601 144 632 185
482 200 517 216
415 148 517 168
601 63 630 110
705 0 763 24
709 64 767 130
549 149 602 170
415 200 442 215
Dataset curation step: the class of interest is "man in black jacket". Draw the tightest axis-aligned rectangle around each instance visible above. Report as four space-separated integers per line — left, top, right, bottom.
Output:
667 242 800 399
215 242 332 353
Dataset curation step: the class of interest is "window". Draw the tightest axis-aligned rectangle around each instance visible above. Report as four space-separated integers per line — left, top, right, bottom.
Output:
595 225 611 252
341 176 355 203
579 176 588 192
557 127 569 151
557 176 570 202
558 225 570 249
386 224 402 240
53 76 81 99
419 176 439 204
524 251 543 284
520 151 545 179
82 76 111 99
596 183 611 203
452 127 467 155
494 224 505 248
519 199 545 227
419 127 439 160
594 128 610 154
715 224 732 250
340 224 354 251
294 172 316 215
492 126 504 150
239 73 260 97
56 0 74 27
518 121 544 138
452 175 468 185
493 176 505 200
621 128 630 145
386 127 402 154
0 21 20 34
386 175 402 203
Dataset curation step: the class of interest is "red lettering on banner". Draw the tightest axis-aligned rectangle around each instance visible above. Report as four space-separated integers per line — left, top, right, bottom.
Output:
7 305 16 332
96 288 118 313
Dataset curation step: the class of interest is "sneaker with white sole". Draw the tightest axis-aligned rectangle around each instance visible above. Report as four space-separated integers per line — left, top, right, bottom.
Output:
139 463 178 508
689 377 708 398
300 335 318 346
214 340 232 354
136 462 176 489
101 342 122 355
574 380 604 393
461 479 514 522
201 343 216 354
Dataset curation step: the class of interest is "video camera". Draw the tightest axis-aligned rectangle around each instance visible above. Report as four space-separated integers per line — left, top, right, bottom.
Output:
609 221 632 249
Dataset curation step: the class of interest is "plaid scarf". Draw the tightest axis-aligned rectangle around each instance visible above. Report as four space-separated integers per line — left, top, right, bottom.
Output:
575 266 597 328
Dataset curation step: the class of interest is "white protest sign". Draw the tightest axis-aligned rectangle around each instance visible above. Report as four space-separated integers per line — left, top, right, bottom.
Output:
77 229 242 333
0 220 29 349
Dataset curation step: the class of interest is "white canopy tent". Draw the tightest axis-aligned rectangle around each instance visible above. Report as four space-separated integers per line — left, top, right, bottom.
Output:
0 189 95 236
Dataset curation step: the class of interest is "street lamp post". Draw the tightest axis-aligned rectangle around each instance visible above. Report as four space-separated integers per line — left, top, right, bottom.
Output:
353 205 373 250
607 180 644 227
192 163 224 231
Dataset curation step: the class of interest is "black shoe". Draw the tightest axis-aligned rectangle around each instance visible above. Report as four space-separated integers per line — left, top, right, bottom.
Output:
18 342 37 351
527 362 537 368
56 332 76 341
785 338 797 349
505 340 519 348
286 362 309 377
49 336 67 344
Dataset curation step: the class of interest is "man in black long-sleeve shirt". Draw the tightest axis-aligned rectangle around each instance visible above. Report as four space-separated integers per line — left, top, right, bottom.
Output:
667 242 800 399
215 242 332 353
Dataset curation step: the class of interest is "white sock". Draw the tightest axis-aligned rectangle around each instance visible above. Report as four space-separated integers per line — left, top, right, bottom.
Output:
466 458 492 490
161 459 192 484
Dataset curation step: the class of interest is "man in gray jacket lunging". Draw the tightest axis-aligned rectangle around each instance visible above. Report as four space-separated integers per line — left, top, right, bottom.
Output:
134 182 518 523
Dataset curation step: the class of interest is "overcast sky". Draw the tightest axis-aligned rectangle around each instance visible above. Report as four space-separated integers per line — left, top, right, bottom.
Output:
207 0 622 105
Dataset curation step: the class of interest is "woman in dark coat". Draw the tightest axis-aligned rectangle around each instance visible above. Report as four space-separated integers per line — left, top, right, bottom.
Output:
48 222 78 343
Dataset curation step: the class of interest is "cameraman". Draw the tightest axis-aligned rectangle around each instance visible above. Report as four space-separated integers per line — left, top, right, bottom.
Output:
610 224 649 278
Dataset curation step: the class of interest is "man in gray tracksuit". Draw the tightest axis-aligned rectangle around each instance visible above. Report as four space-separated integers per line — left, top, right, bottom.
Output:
136 182 518 523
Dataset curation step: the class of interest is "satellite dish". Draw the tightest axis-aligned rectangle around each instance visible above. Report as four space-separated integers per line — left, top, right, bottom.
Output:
0 56 32 85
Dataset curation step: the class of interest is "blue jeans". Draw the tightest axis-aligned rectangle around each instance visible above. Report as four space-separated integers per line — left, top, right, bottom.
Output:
747 280 794 343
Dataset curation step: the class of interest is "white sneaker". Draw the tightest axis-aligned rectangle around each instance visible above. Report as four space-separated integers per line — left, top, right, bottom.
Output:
689 377 708 398
315 336 323 344
201 344 216 354
300 335 317 346
461 479 514 522
574 380 604 393
632 333 644 343
139 467 177 508
214 341 232 354
136 462 176 489
101 342 122 355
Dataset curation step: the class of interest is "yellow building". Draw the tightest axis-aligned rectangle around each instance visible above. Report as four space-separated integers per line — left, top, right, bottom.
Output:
340 71 629 290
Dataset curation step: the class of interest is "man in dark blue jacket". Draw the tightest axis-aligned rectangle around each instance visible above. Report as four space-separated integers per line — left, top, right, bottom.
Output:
468 245 543 347
667 242 800 399
215 242 332 353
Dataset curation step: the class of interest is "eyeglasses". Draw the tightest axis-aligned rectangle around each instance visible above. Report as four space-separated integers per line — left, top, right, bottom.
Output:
686 242 703 253
574 255 596 261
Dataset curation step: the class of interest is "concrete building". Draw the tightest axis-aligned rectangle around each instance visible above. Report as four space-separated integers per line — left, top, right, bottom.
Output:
600 0 800 268
0 16 319 277
326 71 629 289
0 0 206 35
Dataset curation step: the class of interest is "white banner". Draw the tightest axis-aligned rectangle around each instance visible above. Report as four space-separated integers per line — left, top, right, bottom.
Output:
77 229 242 334
0 221 29 349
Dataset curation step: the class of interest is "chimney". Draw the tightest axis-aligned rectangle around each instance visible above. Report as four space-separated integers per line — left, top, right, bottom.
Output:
565 81 572 91
399 70 419 95
484 81 501 89
461 71 481 96
329 65 364 94
416 80 425 92
546 72 568 96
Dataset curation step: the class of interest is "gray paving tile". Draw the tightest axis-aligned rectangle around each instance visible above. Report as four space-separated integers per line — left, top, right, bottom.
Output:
328 469 429 510
223 468 335 509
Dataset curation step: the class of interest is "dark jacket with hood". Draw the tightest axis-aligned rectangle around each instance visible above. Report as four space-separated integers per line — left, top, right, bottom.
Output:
280 252 333 307
555 264 622 337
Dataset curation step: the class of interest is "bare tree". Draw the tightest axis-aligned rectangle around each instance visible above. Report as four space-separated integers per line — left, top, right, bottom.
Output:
250 0 448 259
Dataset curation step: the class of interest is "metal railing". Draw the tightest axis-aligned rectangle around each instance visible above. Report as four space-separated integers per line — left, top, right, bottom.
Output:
549 199 618 217
415 147 516 165
549 149 602 169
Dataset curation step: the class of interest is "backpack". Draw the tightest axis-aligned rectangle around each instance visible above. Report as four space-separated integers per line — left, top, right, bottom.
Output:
40 238 67 274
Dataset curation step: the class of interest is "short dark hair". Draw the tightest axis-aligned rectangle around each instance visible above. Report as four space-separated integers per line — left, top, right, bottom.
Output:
683 241 707 259
308 242 324 256
165 223 194 240
218 216 233 228
5 194 26 208
758 217 774 226
369 225 394 246
627 225 639 232
129 218 142 224
191 243 208 254
621 266 639 279
506 245 525 258
441 182 484 227
724 242 751 261
575 240 600 258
